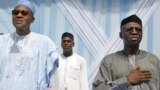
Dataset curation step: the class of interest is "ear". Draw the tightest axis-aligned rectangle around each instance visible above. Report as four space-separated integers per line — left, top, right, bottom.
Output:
73 42 75 46
61 42 63 48
119 32 123 39
31 16 35 23
120 26 123 39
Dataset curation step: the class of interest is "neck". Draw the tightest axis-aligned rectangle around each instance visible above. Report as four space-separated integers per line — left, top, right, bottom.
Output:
123 47 140 55
16 28 31 35
63 51 73 57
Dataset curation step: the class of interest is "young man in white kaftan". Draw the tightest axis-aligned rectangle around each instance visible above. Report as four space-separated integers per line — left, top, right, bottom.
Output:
55 32 89 90
93 15 160 90
0 0 58 90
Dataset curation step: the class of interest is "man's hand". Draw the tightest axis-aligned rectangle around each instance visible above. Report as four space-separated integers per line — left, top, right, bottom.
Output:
48 87 57 90
127 67 152 85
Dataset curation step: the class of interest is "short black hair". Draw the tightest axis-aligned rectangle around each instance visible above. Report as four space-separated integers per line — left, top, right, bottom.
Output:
121 14 142 27
61 32 74 40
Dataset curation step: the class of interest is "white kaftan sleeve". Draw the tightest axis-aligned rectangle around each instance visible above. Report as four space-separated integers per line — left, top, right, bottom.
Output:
47 50 59 88
45 37 59 89
80 58 89 90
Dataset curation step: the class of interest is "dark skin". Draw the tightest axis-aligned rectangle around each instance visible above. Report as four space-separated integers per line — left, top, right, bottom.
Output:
120 22 152 85
12 5 35 35
61 37 74 57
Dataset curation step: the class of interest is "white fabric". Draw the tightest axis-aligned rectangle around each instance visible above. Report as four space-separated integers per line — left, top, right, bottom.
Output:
129 55 139 90
0 32 58 90
129 55 136 69
55 53 88 90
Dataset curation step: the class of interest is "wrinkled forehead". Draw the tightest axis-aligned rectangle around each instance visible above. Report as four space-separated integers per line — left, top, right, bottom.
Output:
123 22 142 27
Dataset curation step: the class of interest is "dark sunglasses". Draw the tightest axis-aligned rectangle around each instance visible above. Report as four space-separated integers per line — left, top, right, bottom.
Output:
12 10 31 16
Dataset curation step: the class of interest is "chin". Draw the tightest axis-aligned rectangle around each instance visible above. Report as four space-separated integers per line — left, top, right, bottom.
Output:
129 43 139 48
14 23 25 29
15 25 24 28
16 26 26 30
64 49 70 52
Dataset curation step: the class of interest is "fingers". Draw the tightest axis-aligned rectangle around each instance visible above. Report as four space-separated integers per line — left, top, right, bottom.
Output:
139 70 152 81
140 70 152 76
127 68 152 85
140 70 151 73
135 66 140 70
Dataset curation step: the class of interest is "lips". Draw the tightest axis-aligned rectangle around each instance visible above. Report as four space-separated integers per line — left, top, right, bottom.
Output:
130 35 139 41
130 37 138 40
15 20 23 24
63 46 69 49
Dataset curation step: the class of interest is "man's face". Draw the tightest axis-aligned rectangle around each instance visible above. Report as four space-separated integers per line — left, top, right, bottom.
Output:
120 22 142 47
12 6 34 30
61 37 74 53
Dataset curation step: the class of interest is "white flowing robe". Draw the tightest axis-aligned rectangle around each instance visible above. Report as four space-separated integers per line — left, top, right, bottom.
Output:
55 53 88 90
0 32 58 90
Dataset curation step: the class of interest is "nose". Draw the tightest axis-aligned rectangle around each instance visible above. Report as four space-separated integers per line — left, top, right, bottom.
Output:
63 41 68 45
132 28 138 34
16 13 23 17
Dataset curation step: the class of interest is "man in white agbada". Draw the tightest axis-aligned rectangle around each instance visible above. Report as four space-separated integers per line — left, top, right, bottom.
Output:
0 0 58 90
55 32 89 90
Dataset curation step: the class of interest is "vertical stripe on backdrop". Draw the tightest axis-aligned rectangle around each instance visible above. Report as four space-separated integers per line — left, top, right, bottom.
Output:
43 0 52 36
105 0 111 38
147 17 153 52
92 0 97 16
152 5 160 58
110 0 120 37
38 0 45 34
49 0 58 42
31 0 39 33
120 0 133 20
81 0 86 5
32 0 44 34
64 17 70 32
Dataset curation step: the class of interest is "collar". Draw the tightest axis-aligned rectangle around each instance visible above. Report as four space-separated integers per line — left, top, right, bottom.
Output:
116 50 146 61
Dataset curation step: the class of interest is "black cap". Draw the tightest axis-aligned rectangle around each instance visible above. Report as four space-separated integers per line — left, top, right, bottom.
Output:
62 32 74 40
121 15 142 26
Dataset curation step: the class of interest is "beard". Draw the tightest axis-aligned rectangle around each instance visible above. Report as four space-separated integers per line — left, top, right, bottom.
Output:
124 40 140 49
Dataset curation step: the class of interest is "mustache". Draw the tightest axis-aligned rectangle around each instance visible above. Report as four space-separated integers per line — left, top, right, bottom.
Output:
129 35 139 38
